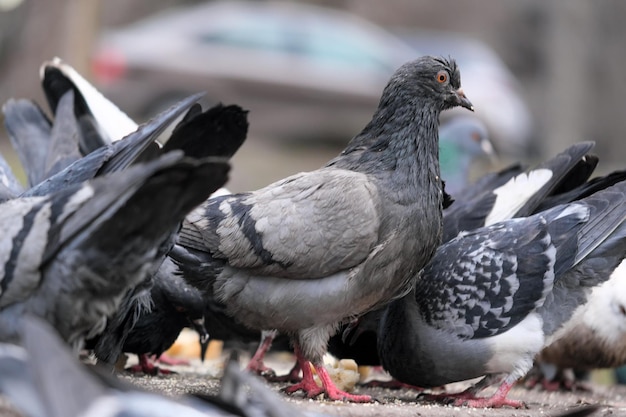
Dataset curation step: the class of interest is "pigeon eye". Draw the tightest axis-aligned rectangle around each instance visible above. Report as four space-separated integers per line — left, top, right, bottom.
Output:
436 71 448 84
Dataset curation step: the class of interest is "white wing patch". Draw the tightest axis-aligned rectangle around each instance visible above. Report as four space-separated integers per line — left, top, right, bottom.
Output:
485 168 553 226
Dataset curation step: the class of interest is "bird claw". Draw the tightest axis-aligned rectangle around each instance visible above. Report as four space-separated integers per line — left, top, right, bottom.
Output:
282 381 323 398
417 391 471 404
125 364 176 376
282 380 372 403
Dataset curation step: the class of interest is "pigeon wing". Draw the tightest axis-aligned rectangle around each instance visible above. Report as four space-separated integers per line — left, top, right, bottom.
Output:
181 168 381 279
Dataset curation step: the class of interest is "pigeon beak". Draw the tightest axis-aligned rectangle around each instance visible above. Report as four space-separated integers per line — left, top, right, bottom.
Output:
191 317 210 362
455 88 474 111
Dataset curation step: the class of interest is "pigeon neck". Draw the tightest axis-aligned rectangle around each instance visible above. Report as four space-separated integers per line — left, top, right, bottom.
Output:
368 100 443 204
333 98 442 197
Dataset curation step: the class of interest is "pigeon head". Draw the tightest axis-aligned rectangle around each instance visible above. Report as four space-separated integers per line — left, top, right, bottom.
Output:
384 56 473 112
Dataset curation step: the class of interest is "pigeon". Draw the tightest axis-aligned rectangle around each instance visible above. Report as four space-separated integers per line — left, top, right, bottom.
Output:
438 115 495 196
0 316 332 417
169 56 473 402
377 179 626 408
228 116 495 379
0 153 230 348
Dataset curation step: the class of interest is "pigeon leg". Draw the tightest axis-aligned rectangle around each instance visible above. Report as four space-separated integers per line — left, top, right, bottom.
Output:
312 363 372 402
156 353 190 366
283 353 324 398
126 354 175 375
419 374 499 403
246 330 278 377
266 361 302 383
455 380 525 408
283 344 372 402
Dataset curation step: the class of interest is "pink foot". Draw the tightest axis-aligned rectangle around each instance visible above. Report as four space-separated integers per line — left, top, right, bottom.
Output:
126 354 175 375
266 361 301 383
156 353 190 366
457 396 526 408
454 381 526 409
282 345 372 403
245 330 280 378
283 362 324 398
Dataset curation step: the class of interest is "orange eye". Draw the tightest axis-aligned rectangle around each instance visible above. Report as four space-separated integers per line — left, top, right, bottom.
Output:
436 71 448 84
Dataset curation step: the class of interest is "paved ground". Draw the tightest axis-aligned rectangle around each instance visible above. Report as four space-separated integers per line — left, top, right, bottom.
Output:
122 353 626 417
4 342 623 417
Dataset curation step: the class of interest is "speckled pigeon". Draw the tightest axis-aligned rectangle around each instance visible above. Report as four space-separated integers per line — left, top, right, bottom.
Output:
378 179 626 408
0 153 229 348
169 56 473 402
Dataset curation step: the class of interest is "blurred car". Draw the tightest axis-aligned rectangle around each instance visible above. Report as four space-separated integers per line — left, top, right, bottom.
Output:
92 0 533 154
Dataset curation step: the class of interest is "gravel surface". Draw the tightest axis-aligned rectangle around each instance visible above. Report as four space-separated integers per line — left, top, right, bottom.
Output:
2 347 625 417
118 357 626 417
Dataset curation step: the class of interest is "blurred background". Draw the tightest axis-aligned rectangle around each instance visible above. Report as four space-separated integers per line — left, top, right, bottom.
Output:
1 0 625 192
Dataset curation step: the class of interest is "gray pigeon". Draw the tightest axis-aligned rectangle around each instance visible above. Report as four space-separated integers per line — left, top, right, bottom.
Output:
171 56 473 402
0 316 332 417
378 179 626 408
0 153 229 348
438 115 495 196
